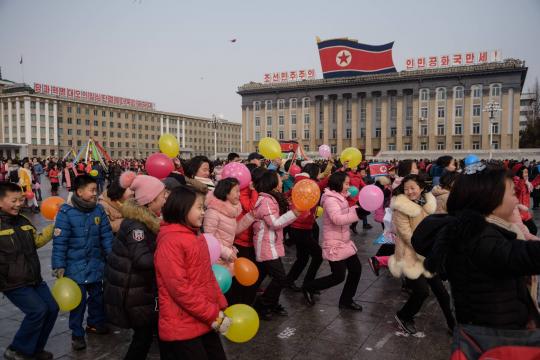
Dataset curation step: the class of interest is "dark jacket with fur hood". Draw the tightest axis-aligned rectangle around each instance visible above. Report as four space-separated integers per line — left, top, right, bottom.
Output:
413 210 540 329
104 200 160 329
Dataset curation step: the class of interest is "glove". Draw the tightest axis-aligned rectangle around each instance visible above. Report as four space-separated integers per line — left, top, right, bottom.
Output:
211 311 232 334
52 268 65 279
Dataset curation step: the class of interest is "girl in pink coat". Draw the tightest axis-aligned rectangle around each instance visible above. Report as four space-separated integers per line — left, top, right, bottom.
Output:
303 172 363 311
252 171 299 320
203 178 254 275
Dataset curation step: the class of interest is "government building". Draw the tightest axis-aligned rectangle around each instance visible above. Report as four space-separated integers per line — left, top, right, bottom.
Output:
0 77 241 159
238 59 528 158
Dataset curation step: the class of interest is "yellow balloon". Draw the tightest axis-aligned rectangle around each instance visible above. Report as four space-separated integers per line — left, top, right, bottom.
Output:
316 206 324 218
223 304 259 343
51 277 82 311
258 137 281 160
340 147 362 169
89 170 98 177
159 133 180 158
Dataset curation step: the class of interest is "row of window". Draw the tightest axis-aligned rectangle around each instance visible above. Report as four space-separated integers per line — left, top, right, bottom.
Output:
420 84 502 101
253 98 310 112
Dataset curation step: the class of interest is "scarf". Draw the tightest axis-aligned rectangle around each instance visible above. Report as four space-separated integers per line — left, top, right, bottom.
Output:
71 194 97 213
412 193 427 207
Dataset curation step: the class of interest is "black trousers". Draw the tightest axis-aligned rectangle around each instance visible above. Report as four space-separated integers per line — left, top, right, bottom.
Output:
375 243 395 257
397 275 455 329
225 245 263 306
286 227 323 286
160 331 226 360
532 189 540 208
124 324 163 360
304 254 362 305
256 258 289 308
524 218 538 236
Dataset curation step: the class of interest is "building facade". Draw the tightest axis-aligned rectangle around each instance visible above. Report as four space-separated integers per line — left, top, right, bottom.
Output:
520 92 537 131
238 59 527 157
0 82 241 159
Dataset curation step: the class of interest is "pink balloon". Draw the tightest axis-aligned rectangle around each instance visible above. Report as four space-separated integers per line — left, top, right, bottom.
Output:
289 164 301 177
146 153 174 179
204 233 221 264
319 144 331 158
221 162 252 189
358 185 384 212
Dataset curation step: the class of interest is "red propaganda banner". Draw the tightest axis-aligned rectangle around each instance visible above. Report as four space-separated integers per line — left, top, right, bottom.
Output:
317 38 396 79
369 163 389 177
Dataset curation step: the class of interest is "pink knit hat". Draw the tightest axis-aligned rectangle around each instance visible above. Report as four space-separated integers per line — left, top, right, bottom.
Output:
120 171 165 206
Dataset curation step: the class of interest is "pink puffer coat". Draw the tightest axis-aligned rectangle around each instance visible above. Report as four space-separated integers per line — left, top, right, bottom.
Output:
203 196 254 273
320 189 359 261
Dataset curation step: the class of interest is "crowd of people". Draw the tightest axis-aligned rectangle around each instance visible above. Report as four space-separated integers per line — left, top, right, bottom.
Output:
0 151 539 360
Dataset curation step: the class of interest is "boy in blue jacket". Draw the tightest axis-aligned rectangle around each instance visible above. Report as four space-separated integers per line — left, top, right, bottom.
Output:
51 174 114 351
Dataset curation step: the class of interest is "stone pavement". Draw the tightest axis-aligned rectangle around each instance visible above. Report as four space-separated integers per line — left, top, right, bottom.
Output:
1 180 539 360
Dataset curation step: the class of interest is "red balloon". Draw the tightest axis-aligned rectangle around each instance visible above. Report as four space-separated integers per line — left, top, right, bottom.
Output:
25 191 35 200
146 153 174 179
289 164 301 177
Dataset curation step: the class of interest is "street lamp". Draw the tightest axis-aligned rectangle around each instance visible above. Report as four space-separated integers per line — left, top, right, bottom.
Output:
210 114 224 160
483 101 501 159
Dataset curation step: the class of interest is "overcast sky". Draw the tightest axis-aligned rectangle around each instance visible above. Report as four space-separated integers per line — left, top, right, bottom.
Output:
1 0 539 123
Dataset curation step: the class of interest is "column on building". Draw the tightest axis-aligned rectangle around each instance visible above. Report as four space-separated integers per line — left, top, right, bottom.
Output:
45 100 50 145
501 88 510 149
35 99 40 146
160 115 164 135
411 91 419 151
309 97 316 151
511 88 520 149
166 116 170 133
445 89 453 151
53 101 58 146
380 92 388 152
7 99 13 143
241 105 247 152
176 118 181 147
463 88 472 149
351 94 358 149
365 93 373 156
396 91 404 151
322 96 330 146
15 98 21 144
0 99 4 142
272 99 278 144
428 92 437 151
181 118 186 148
24 98 31 146
481 88 490 150
336 94 344 154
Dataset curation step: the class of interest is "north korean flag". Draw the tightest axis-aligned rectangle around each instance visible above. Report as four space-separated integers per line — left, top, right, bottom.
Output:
317 38 397 79
369 163 390 177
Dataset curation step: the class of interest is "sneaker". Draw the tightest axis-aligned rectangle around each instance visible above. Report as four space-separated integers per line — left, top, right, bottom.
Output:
395 314 417 335
72 336 87 351
3 348 34 360
302 288 315 306
35 350 53 360
363 223 373 230
86 324 110 335
272 304 288 316
339 301 363 311
368 257 380 277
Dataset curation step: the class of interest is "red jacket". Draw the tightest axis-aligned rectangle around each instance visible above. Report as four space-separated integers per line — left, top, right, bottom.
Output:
48 169 60 183
347 170 366 207
234 187 259 247
514 176 540 221
155 222 227 341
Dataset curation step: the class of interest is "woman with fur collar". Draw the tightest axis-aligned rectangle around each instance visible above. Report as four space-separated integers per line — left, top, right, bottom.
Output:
98 176 134 234
390 174 455 335
104 171 169 359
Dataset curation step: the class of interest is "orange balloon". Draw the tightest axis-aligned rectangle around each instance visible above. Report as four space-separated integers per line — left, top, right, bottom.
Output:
234 257 259 286
291 179 321 212
41 196 65 220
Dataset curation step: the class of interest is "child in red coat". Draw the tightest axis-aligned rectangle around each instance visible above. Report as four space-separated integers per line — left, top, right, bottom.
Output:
155 186 230 360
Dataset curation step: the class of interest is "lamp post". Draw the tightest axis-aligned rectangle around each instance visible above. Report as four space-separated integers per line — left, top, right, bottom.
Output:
483 101 501 160
210 114 224 160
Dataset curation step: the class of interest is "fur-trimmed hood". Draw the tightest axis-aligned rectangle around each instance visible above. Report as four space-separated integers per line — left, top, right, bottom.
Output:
431 186 449 198
121 199 160 234
391 192 436 218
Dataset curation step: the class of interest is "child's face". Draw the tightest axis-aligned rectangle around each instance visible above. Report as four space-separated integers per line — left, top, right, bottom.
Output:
77 183 98 203
0 191 24 216
187 194 205 228
342 176 351 195
226 185 240 206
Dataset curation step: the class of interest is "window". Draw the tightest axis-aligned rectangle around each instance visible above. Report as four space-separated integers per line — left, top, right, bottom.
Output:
473 86 482 98
405 126 412 136
492 141 499 149
437 124 445 136
454 123 462 135
291 130 297 139
254 116 260 126
86 130 90 136
291 114 297 125
420 125 428 136
454 142 462 150
279 130 284 140
266 131 272 137
473 123 481 134
279 115 284 126
85 119 90 125
421 107 428 119
375 128 381 137
266 116 272 126
390 127 397 136
490 84 501 97
304 130 310 139
255 131 260 141
102 111 106 117
436 88 446 100
404 143 412 150
438 107 445 118
76 129 81 135
76 118 81 125
454 87 464 99
278 99 285 110
304 145 309 151
473 105 481 117
491 122 499 134
253 102 261 111
420 89 429 101
303 98 310 108
437 142 445 150
332 129 337 139
94 120 98 126
265 100 272 111
346 128 351 139
420 142 428 150
388 144 396 151
319 129 324 139
304 114 310 124
67 129 72 135
67 106 72 113
76 107 81 114
472 141 480 150
455 105 463 117
290 98 297 109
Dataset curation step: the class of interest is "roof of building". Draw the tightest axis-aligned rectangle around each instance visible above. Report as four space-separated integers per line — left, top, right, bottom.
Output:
237 59 527 95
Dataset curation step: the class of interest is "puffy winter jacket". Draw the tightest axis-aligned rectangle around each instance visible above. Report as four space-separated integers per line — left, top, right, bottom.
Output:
234 187 258 248
347 170 366 207
51 202 114 284
104 201 160 329
431 186 450 214
252 193 297 262
98 192 124 234
203 195 254 272
155 223 227 341
320 189 359 261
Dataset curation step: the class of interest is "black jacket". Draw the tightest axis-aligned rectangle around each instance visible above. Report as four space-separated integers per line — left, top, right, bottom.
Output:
104 201 160 329
413 211 540 329
0 213 48 291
